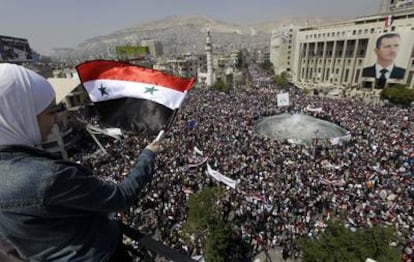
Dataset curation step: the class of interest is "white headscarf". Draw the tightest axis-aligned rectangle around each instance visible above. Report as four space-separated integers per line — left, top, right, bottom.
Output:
0 63 55 146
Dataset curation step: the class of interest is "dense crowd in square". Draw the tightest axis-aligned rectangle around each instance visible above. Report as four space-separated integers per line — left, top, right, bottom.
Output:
70 64 413 260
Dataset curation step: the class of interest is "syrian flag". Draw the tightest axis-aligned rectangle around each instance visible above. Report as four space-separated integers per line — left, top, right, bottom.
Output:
76 60 196 134
320 177 345 187
384 15 393 27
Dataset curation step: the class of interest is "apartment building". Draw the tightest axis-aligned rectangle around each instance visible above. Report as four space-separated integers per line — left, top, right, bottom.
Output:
271 4 414 89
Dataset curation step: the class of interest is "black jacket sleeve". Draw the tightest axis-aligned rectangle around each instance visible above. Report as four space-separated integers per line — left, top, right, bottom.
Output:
44 149 155 212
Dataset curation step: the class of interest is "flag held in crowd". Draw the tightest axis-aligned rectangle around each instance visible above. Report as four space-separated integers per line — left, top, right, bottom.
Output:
320 177 345 187
206 164 237 189
76 60 196 134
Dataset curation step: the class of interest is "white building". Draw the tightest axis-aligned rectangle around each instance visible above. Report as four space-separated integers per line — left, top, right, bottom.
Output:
42 77 86 159
271 4 414 89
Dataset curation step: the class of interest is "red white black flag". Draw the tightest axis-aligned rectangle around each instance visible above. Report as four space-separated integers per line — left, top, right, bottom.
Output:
384 15 393 27
76 60 195 134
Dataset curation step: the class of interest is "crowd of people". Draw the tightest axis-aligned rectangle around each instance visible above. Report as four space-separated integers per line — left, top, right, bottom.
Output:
70 64 413 260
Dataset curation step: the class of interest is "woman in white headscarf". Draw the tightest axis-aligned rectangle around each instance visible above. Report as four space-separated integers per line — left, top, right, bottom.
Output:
0 64 160 261
0 63 56 146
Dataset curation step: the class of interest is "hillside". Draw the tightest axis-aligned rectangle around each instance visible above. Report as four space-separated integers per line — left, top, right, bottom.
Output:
50 15 346 58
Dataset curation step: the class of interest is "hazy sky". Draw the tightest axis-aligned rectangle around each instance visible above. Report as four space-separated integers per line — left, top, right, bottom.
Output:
1 0 381 53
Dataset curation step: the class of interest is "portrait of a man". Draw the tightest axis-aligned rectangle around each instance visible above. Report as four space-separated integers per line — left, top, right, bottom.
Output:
362 33 406 89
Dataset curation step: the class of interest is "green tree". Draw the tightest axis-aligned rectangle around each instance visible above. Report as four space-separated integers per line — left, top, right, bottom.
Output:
183 187 251 262
380 85 414 106
262 60 274 74
212 79 228 92
204 221 233 262
298 221 400 262
183 187 224 237
275 72 289 88
303 88 311 95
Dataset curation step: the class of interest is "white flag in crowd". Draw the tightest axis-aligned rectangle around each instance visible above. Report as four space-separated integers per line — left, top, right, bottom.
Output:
193 146 203 156
329 134 351 145
206 164 237 189
305 105 323 112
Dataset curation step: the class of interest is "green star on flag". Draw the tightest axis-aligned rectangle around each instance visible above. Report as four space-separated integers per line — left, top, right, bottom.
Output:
99 84 109 96
144 86 158 95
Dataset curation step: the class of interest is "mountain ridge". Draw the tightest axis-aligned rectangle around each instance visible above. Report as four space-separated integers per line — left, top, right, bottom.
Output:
49 15 347 58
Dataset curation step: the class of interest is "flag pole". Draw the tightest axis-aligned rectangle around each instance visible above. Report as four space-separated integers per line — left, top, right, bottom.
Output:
86 127 108 155
155 108 178 141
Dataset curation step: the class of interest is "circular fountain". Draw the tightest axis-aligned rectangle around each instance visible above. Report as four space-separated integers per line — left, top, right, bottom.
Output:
254 113 349 145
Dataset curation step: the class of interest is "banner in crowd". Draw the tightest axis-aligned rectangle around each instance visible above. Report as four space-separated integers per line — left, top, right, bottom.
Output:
206 164 237 189
305 105 323 112
186 156 209 169
329 134 351 145
320 177 345 187
360 30 414 89
76 60 196 134
277 92 289 107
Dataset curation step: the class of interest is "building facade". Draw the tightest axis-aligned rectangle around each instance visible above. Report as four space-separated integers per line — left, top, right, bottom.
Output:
271 6 414 89
141 39 163 58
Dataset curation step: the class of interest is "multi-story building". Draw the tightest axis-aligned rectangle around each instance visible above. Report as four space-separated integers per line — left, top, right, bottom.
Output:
255 49 271 65
271 4 414 89
43 77 87 159
381 0 414 12
165 56 198 78
270 26 297 77
141 39 163 58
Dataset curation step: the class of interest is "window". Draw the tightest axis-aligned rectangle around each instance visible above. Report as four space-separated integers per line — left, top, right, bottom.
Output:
344 69 349 81
355 69 360 83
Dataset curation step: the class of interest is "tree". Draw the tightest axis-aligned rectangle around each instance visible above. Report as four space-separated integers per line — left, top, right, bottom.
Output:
298 221 400 262
275 72 289 88
183 187 224 238
380 85 414 106
212 79 228 92
183 187 251 262
262 60 274 74
204 221 233 262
